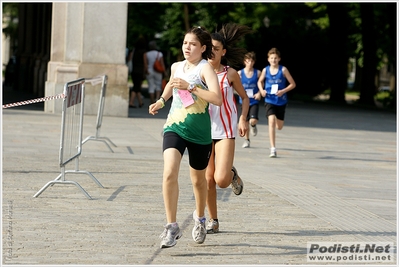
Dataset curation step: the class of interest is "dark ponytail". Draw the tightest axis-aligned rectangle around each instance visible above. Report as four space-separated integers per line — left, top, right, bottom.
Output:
212 23 253 69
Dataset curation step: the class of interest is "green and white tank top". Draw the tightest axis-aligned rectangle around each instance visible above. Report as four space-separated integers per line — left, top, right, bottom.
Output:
163 59 211 145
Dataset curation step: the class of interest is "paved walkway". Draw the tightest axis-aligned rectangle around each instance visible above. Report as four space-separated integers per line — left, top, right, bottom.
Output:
2 97 397 266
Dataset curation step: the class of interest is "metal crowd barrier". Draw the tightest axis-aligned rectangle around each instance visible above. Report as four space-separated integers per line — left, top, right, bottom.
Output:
33 78 104 200
82 75 117 152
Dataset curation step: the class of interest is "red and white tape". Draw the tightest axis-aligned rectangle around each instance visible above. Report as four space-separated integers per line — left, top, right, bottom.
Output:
2 93 66 109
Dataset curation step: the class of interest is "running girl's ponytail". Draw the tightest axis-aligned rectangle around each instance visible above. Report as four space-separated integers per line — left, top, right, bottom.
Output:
211 23 253 68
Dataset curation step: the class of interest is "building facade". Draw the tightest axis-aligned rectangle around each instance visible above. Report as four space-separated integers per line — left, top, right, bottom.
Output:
3 3 130 117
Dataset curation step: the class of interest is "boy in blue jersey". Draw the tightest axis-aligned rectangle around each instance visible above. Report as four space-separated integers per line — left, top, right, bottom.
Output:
238 52 262 148
257 48 296 158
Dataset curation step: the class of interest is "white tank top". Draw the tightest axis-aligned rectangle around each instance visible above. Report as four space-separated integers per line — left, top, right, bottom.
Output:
209 66 238 139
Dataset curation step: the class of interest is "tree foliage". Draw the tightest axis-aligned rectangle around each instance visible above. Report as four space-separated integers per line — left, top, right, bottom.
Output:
2 2 19 50
3 3 394 108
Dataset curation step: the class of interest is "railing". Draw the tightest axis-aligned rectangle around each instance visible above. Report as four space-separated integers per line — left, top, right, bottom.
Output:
82 75 117 152
33 78 104 200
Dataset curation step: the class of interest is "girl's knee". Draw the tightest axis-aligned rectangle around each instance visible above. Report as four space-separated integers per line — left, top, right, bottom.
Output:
214 173 232 188
192 178 207 189
163 175 178 188
276 121 284 130
206 175 216 188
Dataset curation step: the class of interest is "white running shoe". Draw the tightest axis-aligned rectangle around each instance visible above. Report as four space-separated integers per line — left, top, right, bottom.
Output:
250 124 257 136
206 219 219 234
159 223 182 248
192 211 207 244
231 166 244 195
242 139 250 148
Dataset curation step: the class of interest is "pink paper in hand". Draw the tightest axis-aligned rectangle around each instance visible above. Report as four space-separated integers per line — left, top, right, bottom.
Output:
178 89 194 108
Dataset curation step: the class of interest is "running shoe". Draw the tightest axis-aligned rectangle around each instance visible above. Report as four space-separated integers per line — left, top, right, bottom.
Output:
250 124 257 136
192 211 207 244
242 139 250 148
159 223 182 248
231 166 244 195
269 149 277 158
206 219 219 234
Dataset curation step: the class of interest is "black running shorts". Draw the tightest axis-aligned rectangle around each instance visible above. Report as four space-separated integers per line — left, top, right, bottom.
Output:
265 103 287 121
163 131 212 170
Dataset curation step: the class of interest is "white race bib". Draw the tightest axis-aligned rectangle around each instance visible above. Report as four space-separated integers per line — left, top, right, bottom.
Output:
246 89 254 98
271 84 278 94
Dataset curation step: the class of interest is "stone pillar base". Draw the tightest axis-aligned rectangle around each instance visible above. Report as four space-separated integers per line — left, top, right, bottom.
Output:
45 2 129 117
45 61 129 117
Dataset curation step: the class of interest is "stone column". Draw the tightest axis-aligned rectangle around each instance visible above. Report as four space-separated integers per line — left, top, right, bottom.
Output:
45 2 129 116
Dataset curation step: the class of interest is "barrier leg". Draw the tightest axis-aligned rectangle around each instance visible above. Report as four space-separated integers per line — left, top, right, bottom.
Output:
33 180 93 200
82 136 115 152
65 170 104 188
102 137 117 147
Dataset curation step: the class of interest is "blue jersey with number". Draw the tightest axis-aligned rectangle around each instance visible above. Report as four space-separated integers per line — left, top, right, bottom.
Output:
239 69 260 106
264 65 287 106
